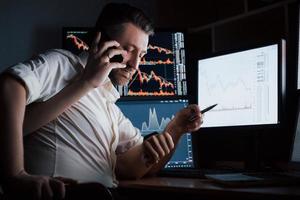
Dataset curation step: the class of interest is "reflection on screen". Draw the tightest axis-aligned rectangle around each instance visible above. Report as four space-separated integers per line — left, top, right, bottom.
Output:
198 44 278 127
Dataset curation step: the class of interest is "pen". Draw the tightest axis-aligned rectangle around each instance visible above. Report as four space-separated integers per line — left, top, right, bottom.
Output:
189 103 218 122
201 103 218 114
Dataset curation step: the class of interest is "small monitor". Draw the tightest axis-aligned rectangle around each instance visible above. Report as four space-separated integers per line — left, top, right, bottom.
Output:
197 41 285 129
117 99 194 168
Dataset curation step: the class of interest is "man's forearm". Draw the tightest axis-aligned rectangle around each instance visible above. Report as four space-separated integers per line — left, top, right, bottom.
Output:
0 75 27 179
23 78 93 134
145 129 183 176
116 130 184 179
116 144 151 179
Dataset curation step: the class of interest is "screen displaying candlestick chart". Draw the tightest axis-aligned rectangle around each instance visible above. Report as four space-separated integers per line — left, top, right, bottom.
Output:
116 32 187 97
63 29 187 98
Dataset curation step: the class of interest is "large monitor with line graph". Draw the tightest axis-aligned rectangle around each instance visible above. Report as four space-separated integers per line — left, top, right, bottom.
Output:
197 40 286 129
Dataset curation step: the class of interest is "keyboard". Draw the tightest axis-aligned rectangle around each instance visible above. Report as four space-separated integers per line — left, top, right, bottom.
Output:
158 168 245 179
205 172 300 187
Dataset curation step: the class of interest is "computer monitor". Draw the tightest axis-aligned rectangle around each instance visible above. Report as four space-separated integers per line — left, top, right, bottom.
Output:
117 30 194 169
197 40 285 130
117 99 194 168
62 28 187 96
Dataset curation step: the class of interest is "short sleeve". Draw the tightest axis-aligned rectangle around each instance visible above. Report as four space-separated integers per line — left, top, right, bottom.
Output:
5 49 81 105
6 54 47 104
116 108 143 154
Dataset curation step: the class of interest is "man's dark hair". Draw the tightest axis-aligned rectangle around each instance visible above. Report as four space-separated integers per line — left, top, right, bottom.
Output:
95 3 154 37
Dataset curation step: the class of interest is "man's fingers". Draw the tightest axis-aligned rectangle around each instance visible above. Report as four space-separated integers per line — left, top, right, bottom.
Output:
91 32 101 54
150 136 165 158
144 132 175 167
187 119 202 132
41 180 53 200
105 49 127 64
96 40 120 58
144 140 159 162
49 178 66 199
157 134 170 154
33 181 43 200
111 63 126 69
164 132 175 150
189 104 201 113
188 105 203 124
54 176 78 185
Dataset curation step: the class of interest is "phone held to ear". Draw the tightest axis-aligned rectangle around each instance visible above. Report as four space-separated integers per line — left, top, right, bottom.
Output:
100 31 124 63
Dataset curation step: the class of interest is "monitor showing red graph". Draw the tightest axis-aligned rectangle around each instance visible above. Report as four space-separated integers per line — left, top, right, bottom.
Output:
62 28 188 98
116 31 187 97
62 27 91 56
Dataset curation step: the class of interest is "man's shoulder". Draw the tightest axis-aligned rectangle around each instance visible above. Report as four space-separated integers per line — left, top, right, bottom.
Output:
42 49 80 62
40 49 85 71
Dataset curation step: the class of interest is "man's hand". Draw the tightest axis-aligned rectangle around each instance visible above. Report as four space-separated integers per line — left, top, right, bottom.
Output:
143 132 175 167
166 104 203 138
81 32 128 88
3 170 78 200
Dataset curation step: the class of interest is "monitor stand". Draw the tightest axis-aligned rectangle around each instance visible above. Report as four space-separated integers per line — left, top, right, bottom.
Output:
245 132 263 172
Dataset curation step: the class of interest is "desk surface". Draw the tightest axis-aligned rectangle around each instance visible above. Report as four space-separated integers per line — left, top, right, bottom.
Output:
118 177 300 200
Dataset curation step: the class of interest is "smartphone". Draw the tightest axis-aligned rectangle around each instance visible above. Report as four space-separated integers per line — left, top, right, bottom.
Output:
99 31 123 63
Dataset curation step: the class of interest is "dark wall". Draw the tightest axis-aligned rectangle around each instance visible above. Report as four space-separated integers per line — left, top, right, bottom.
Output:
191 0 298 169
0 0 156 72
156 0 299 169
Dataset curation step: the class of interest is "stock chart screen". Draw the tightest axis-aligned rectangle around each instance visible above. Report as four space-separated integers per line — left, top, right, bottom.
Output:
116 32 187 97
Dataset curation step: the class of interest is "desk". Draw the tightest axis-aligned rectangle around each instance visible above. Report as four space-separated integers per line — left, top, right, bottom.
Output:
118 177 300 200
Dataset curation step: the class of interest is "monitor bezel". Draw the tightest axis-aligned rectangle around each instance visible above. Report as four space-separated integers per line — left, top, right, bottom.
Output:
289 93 300 166
297 1 300 90
194 40 286 133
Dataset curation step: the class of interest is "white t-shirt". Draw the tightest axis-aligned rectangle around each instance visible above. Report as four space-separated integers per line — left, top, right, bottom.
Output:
6 49 143 188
